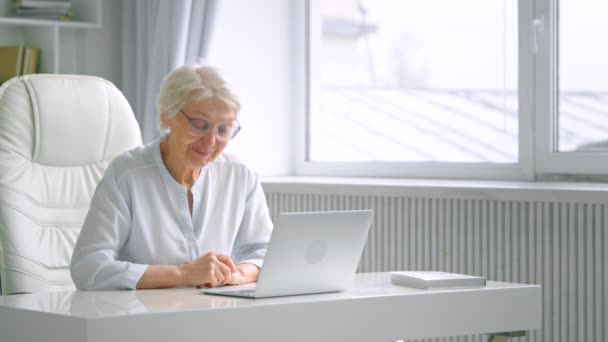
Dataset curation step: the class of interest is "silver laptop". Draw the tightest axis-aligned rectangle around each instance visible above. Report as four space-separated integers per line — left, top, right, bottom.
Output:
202 210 374 298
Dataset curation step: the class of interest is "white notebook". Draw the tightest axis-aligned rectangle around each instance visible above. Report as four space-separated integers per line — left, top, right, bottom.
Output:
390 271 486 289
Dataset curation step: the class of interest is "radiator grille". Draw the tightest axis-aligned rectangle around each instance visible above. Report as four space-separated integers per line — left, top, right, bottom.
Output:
264 190 607 342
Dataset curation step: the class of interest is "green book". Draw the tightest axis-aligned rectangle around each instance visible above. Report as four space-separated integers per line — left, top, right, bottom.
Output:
21 47 41 75
0 46 25 84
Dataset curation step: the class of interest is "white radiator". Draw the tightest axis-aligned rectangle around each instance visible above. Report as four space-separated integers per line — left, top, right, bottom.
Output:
263 183 607 342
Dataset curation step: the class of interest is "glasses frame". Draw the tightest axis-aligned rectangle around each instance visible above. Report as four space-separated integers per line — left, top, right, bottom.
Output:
177 107 241 140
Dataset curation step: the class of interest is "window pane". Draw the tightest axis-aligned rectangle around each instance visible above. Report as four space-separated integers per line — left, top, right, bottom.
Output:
310 0 518 162
558 0 608 152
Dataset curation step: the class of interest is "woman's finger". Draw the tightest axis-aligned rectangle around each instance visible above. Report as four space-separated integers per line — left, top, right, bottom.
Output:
216 254 237 273
213 263 225 285
217 261 232 284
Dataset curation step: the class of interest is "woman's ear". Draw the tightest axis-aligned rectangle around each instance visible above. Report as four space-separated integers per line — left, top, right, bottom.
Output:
160 112 172 129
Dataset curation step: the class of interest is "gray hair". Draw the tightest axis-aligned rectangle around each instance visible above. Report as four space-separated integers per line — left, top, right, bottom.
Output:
157 65 241 134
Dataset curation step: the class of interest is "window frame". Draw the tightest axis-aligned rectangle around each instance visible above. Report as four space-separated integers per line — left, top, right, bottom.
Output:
296 0 606 180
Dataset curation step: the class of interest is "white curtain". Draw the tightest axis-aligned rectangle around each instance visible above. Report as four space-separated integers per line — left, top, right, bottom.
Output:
121 0 218 143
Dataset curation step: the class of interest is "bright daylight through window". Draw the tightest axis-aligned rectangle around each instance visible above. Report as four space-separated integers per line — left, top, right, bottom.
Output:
309 0 518 163
558 1 608 152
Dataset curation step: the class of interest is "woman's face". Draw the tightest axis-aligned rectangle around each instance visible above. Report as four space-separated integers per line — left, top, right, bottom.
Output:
163 97 237 170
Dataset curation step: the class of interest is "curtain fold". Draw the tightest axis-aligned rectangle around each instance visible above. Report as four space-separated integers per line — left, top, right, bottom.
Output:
121 0 218 143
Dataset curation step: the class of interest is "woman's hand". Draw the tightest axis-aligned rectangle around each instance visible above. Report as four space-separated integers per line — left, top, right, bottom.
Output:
136 254 258 289
222 263 260 286
178 252 237 288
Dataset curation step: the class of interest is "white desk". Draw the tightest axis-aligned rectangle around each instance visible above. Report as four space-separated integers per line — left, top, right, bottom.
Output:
0 272 541 342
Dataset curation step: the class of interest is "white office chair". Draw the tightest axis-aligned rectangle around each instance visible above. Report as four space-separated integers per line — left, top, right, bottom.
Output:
0 74 142 295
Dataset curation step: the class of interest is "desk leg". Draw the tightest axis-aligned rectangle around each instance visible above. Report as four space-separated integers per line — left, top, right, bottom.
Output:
486 331 526 342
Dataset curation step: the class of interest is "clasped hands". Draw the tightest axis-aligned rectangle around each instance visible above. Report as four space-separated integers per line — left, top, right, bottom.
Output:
178 252 243 288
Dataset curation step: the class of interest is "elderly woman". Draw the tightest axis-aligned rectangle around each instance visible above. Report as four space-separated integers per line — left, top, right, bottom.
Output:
70 65 273 290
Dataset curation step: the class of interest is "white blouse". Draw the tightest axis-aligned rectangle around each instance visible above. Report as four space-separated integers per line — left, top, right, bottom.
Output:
70 138 273 290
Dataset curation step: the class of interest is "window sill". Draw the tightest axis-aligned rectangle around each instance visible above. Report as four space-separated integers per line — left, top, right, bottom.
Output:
261 177 608 203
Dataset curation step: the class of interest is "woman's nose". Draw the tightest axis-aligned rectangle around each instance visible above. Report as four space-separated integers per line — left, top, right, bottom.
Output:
199 129 217 146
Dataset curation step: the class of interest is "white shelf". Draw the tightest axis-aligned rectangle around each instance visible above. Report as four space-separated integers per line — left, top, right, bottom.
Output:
0 0 101 25
0 0 102 74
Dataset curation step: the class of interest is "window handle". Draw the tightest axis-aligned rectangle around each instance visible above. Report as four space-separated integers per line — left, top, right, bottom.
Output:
532 15 545 54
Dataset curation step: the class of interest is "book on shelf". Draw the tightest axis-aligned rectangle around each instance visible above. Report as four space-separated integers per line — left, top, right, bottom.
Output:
14 12 74 21
390 271 487 289
0 46 25 84
14 0 71 9
16 7 74 15
22 47 41 75
13 0 74 21
0 46 41 84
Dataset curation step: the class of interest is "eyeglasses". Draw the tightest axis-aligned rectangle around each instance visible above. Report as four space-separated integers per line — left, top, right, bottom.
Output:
177 107 241 141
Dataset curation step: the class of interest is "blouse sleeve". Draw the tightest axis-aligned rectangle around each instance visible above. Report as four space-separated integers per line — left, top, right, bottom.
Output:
70 162 148 290
231 171 273 268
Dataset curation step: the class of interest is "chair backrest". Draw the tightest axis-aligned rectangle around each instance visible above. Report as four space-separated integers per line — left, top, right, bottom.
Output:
0 74 142 295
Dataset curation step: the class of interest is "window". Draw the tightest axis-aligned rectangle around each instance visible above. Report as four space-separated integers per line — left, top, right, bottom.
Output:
535 0 608 175
557 1 608 152
299 0 608 179
312 0 517 163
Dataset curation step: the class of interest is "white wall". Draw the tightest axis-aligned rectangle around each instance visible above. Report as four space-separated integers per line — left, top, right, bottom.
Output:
58 0 123 84
206 0 294 176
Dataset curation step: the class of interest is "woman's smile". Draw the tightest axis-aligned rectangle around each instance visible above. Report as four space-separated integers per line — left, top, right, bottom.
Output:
191 145 212 158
